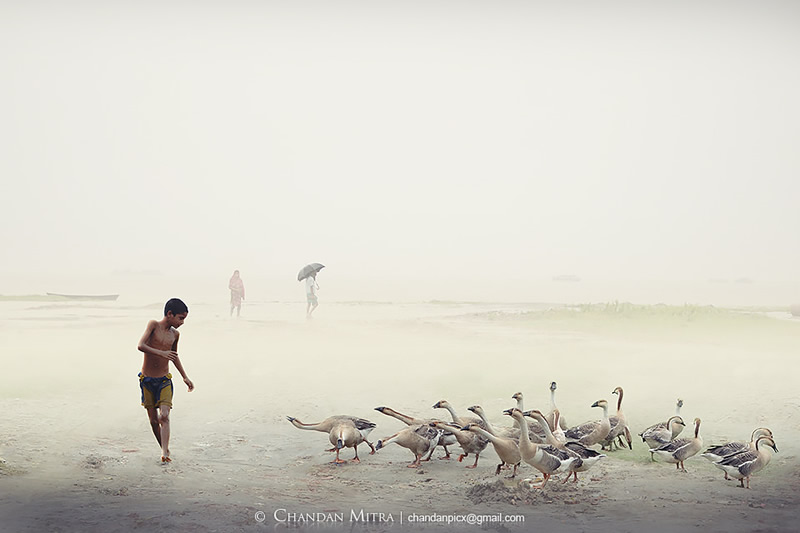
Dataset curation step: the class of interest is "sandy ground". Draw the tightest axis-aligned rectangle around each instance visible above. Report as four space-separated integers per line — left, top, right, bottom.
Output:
1 300 799 533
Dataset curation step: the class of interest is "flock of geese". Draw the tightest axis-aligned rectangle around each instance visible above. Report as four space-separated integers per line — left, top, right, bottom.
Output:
287 383 778 490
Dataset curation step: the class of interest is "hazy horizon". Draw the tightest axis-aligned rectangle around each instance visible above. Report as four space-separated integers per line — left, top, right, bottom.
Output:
2 1 799 304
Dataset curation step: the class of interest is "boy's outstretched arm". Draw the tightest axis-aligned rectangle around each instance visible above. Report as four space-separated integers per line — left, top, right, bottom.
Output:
137 320 178 361
171 336 195 392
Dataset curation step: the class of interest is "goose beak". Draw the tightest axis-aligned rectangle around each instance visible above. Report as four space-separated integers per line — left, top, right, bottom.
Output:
460 425 470 431
433 402 441 408
374 407 385 412
375 440 383 450
336 438 344 449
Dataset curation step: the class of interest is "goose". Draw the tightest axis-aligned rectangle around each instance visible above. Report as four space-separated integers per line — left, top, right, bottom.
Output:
511 392 525 428
287 415 376 464
504 396 548 442
701 427 774 479
433 400 485 429
374 406 457 459
467 405 522 441
638 399 684 443
650 417 703 471
640 415 686 461
544 382 569 431
504 408 577 489
461 423 521 477
374 423 442 468
601 387 632 451
712 436 778 489
565 399 611 448
430 421 489 469
528 409 606 483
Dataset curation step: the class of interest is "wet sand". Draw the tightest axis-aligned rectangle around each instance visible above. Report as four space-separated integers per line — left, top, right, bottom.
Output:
1 300 799 532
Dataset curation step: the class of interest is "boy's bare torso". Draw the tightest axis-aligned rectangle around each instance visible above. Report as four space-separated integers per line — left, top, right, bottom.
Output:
141 321 177 377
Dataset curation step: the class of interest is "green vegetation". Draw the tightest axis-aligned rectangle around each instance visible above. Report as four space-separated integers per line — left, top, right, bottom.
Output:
481 301 800 343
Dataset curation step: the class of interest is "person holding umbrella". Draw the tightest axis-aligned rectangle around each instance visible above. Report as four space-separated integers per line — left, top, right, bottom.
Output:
298 263 324 318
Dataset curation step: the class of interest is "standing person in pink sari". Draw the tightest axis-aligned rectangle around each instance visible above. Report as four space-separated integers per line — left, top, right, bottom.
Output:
229 270 245 317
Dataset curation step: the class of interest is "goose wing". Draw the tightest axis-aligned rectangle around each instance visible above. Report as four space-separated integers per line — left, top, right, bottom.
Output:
654 437 690 454
639 420 667 436
641 425 670 444
705 441 747 458
413 424 441 442
347 417 376 431
717 449 758 471
565 441 604 459
565 420 598 440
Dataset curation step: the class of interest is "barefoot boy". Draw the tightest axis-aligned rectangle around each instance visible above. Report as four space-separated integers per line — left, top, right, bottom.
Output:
137 298 194 462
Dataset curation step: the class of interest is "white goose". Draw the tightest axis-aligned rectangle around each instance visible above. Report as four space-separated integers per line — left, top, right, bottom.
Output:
467 405 521 441
565 399 611 448
433 400 485 428
639 398 684 443
374 423 442 468
287 415 376 464
374 406 457 459
526 409 606 484
641 415 686 461
712 436 778 489
505 408 577 489
601 386 632 451
430 421 489 469
461 422 522 477
507 393 546 442
701 427 774 480
544 382 569 431
650 417 703 472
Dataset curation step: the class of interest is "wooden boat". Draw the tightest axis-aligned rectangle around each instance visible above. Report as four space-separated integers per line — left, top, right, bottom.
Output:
46 293 119 301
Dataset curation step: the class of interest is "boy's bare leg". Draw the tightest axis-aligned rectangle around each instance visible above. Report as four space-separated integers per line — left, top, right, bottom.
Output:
158 405 171 461
146 407 162 447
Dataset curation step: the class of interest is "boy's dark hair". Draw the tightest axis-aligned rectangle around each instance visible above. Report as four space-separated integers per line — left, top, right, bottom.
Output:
164 298 189 316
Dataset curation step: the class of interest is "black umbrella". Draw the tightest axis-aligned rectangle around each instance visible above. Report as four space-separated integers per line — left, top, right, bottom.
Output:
297 263 325 281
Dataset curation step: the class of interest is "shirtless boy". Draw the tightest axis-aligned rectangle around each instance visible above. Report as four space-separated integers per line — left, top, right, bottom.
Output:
137 298 194 462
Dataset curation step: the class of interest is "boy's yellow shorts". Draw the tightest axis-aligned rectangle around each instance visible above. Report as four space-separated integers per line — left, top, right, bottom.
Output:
139 372 174 409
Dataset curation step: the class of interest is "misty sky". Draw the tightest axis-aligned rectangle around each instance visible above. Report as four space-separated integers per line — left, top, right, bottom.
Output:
2 1 799 296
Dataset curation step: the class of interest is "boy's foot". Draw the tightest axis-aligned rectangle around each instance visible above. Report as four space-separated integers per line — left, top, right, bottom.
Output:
161 456 172 463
